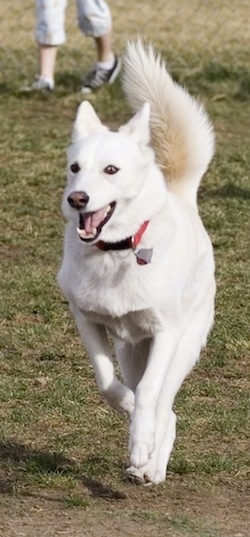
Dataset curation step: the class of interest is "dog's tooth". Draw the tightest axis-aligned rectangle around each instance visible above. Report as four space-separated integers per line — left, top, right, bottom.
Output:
104 206 110 219
77 227 98 240
103 207 109 219
92 228 97 237
76 227 87 238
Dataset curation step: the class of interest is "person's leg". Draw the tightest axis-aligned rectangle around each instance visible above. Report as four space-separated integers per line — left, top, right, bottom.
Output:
77 0 121 92
95 32 114 63
36 0 68 87
22 0 67 91
39 45 58 83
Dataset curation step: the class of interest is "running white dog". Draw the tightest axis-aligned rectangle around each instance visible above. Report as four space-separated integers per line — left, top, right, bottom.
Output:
58 41 216 485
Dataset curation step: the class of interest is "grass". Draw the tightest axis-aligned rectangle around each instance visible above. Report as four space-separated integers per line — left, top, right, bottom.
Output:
0 1 249 536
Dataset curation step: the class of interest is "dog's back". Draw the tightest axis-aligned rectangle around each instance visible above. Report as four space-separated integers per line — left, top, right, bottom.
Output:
123 40 215 207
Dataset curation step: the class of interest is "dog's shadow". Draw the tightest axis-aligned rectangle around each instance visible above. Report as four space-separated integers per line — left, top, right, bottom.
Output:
0 440 126 501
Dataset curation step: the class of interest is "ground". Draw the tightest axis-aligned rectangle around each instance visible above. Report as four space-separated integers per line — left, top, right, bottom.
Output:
1 473 249 537
0 1 249 536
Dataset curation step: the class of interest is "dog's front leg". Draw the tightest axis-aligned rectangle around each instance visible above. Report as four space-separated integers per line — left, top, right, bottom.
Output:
70 304 135 415
129 327 182 468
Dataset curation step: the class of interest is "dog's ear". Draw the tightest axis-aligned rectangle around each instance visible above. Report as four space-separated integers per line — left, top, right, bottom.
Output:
72 101 108 141
119 103 151 144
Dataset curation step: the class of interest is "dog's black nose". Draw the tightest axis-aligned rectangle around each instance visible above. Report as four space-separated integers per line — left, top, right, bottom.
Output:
67 191 89 209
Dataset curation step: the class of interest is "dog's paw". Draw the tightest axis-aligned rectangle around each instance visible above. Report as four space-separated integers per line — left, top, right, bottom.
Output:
129 439 155 468
126 466 153 486
120 388 135 416
103 381 135 416
126 464 166 485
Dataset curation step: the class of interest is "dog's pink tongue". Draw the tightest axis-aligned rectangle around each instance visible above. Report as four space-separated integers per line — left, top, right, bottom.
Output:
84 206 108 234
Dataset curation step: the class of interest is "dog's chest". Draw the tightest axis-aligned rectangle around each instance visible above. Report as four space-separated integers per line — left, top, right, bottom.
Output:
64 251 164 342
85 308 162 343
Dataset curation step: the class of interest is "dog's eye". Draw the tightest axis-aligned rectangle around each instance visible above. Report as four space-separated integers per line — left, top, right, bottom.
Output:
104 165 119 175
70 162 80 173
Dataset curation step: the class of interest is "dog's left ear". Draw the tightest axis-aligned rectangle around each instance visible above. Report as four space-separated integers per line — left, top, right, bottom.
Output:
72 101 108 141
120 103 151 144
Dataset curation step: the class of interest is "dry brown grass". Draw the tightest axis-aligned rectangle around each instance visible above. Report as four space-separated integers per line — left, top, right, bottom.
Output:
1 1 249 62
0 2 249 536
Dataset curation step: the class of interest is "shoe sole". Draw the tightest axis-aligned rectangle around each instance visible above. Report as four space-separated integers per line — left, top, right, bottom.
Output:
20 85 54 92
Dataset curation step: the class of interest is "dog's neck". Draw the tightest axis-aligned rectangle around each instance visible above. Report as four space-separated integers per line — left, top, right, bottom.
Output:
95 221 152 265
96 220 149 251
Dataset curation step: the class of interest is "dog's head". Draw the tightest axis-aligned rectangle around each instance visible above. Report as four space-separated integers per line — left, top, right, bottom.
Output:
63 101 166 244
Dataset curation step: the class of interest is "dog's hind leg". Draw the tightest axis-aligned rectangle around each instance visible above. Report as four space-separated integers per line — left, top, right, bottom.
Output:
115 338 150 393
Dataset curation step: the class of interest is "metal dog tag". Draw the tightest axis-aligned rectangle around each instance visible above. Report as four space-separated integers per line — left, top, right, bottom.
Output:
134 247 153 265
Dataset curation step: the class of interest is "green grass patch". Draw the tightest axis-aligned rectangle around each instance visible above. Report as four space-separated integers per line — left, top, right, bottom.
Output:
0 3 249 535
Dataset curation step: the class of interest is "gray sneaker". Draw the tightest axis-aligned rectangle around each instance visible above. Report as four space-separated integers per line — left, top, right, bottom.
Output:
81 56 122 94
21 76 54 92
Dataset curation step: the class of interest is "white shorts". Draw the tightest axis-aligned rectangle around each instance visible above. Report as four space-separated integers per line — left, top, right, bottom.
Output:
35 0 112 45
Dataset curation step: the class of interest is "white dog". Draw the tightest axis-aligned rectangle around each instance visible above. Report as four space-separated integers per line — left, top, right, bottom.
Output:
58 41 216 485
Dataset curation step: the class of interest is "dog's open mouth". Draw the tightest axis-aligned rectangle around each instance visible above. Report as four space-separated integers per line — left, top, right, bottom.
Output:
76 202 116 242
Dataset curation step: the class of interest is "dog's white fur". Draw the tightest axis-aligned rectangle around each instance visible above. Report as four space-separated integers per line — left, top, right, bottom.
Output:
58 41 216 485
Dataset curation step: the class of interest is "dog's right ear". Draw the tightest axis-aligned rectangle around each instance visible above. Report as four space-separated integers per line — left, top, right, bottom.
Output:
72 101 108 141
119 103 151 145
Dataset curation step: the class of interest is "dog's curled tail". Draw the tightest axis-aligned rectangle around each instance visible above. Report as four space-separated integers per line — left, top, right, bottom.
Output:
123 40 215 207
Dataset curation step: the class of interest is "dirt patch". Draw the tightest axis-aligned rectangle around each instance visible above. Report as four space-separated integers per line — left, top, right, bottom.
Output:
0 474 249 537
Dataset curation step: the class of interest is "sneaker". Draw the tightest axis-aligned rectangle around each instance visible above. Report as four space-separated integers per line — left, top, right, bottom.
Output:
81 56 121 94
20 76 54 92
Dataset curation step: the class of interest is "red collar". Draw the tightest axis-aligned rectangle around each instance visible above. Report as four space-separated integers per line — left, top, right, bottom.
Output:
96 220 149 252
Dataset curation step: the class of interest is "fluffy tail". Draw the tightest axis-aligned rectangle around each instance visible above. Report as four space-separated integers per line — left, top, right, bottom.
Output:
122 40 215 207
